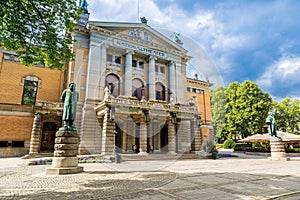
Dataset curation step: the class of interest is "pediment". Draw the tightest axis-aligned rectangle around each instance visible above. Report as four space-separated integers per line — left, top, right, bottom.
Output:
88 21 187 54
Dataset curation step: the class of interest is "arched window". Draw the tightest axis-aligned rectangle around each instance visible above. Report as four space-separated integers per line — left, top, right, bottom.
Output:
105 74 120 97
155 82 165 101
132 78 144 100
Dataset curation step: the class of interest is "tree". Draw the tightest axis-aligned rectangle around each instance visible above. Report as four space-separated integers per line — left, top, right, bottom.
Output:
210 87 227 140
0 0 80 69
274 97 300 133
211 81 272 141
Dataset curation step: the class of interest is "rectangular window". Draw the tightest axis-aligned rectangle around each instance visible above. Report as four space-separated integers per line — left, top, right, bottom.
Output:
132 60 137 67
114 56 121 64
12 141 25 147
139 61 144 69
160 66 165 73
155 65 159 72
107 54 113 62
22 80 38 105
0 141 8 147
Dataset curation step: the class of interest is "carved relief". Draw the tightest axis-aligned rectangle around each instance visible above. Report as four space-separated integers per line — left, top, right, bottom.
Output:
128 29 154 43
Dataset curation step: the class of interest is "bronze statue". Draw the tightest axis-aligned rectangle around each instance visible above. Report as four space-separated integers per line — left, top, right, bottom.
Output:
60 82 79 131
266 111 279 138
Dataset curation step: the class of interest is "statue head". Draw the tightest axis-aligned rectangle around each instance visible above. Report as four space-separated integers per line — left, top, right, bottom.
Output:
69 82 76 91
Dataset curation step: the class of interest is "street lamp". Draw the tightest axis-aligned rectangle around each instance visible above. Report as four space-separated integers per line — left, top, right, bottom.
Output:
197 115 202 126
143 110 150 122
171 113 177 124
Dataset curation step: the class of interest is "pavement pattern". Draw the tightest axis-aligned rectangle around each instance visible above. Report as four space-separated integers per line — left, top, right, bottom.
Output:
0 155 300 200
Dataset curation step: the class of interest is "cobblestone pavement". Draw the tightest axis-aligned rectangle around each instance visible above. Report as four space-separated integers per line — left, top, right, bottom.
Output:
0 156 300 200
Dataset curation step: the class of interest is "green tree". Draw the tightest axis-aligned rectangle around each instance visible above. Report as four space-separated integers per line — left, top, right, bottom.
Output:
0 0 80 69
274 97 300 133
211 81 272 140
210 87 227 140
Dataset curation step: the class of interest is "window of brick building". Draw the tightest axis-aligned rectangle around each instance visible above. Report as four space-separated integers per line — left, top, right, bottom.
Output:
22 80 38 105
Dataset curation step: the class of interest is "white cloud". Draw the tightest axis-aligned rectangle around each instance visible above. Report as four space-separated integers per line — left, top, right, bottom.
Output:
257 55 300 91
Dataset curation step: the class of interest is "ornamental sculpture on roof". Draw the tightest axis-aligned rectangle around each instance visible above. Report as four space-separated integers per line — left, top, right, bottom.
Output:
79 0 88 12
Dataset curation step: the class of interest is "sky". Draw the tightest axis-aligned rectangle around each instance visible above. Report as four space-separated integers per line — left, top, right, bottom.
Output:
86 0 300 101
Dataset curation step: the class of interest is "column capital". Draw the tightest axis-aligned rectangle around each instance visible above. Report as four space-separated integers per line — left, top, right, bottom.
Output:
168 60 176 66
102 44 109 49
149 55 157 60
126 49 135 55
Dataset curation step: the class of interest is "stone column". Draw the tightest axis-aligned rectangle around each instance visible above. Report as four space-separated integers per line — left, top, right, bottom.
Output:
168 61 176 101
124 50 134 96
101 108 115 156
28 114 42 155
175 63 185 103
148 56 156 100
46 130 83 175
168 120 176 154
99 44 108 100
138 121 148 155
122 122 127 152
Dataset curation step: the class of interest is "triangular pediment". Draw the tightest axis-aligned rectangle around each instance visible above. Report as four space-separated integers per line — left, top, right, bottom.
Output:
88 21 187 54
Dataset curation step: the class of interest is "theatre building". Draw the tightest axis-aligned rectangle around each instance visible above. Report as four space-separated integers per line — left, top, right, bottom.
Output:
0 9 214 157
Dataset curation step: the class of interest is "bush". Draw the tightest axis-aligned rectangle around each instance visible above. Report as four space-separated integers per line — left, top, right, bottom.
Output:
223 139 236 149
234 143 251 151
247 148 270 153
285 148 300 153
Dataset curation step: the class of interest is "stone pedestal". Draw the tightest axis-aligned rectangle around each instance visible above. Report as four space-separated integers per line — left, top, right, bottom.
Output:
268 137 290 161
46 130 83 175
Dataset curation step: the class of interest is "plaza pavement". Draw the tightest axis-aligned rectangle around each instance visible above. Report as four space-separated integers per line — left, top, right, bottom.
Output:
0 153 300 200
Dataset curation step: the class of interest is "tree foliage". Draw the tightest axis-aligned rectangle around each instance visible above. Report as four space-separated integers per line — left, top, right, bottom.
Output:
211 81 272 140
273 97 300 134
0 0 80 69
210 87 226 139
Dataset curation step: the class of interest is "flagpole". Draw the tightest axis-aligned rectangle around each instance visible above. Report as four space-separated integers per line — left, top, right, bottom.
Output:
137 0 140 22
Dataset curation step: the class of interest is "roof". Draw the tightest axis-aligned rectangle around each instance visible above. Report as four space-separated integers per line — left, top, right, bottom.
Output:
238 131 300 143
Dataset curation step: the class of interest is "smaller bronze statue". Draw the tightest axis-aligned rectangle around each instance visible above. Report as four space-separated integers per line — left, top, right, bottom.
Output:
59 82 79 131
266 111 280 138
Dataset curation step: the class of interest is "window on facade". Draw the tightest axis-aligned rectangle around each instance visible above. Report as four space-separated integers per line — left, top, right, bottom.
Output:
132 60 137 67
115 56 121 64
12 141 25 147
155 65 159 72
3 53 20 62
155 82 165 101
0 141 8 147
139 61 144 69
105 74 120 97
132 78 144 100
22 80 38 105
107 54 113 62
160 66 165 73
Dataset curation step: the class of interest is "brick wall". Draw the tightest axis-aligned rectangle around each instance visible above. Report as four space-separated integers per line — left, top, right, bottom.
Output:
0 52 64 104
0 116 33 141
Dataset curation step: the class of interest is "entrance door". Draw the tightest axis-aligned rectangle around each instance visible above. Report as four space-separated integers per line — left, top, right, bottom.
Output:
41 122 57 151
134 123 140 153
160 124 168 152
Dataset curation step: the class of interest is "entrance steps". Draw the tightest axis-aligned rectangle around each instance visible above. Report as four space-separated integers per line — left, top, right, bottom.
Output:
120 153 199 161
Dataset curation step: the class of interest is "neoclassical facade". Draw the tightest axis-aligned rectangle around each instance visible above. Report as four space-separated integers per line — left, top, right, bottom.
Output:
66 14 206 155
0 9 214 157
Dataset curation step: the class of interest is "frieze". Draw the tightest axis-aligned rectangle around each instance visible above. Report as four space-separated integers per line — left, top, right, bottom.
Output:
113 39 167 59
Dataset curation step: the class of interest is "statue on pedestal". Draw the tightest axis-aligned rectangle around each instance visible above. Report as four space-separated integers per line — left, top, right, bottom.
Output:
266 111 280 138
59 82 79 131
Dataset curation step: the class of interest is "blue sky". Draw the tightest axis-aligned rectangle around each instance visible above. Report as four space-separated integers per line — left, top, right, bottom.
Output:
87 0 300 101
